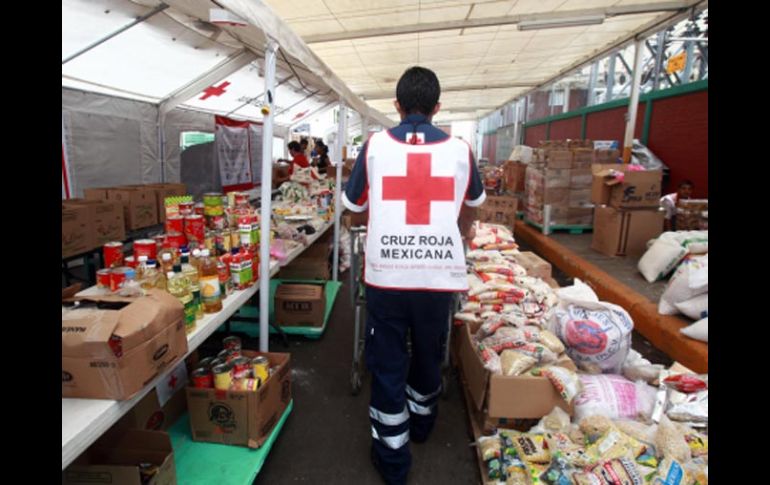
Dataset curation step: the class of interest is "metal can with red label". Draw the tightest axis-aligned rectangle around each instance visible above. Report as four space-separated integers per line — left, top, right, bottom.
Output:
218 348 240 363
179 201 194 217
165 215 184 234
165 232 187 251
235 192 249 208
184 215 206 244
191 368 213 388
232 357 252 379
103 242 124 268
133 239 158 260
109 267 129 292
198 357 215 369
124 255 137 269
194 202 205 216
222 336 242 352
209 214 227 231
96 269 112 288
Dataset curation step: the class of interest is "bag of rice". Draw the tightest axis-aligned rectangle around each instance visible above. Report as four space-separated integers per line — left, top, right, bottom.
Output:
638 237 688 283
501 350 537 376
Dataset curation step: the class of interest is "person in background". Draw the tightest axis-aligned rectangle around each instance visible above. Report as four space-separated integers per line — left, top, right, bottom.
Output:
300 138 311 159
661 179 694 231
287 140 309 175
313 140 330 175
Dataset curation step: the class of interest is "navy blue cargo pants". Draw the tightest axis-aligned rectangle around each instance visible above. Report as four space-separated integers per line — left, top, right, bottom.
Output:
365 285 453 484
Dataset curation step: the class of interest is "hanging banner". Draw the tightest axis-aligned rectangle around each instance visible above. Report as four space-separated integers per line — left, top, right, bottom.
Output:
667 51 686 74
249 123 263 186
215 116 253 191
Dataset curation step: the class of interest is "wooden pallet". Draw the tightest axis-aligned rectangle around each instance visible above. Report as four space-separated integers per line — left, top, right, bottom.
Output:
524 218 593 234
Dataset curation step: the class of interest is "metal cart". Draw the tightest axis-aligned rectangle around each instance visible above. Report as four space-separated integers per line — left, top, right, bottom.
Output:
349 226 455 398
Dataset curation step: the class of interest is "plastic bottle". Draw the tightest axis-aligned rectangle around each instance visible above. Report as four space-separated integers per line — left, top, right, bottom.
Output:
181 253 203 320
199 249 223 313
160 252 174 275
168 267 196 333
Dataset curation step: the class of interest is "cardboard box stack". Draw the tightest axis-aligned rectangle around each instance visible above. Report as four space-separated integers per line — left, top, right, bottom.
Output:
676 199 708 230
590 164 664 257
524 140 603 227
477 195 519 230
62 198 127 258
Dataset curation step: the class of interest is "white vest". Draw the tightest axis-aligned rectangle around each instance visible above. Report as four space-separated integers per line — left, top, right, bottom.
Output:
364 131 471 291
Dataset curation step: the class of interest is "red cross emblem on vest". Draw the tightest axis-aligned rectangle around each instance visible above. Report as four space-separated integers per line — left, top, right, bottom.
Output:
382 153 454 225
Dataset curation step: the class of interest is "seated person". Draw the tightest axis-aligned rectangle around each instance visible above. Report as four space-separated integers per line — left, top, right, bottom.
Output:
660 179 694 231
287 140 310 175
313 140 330 175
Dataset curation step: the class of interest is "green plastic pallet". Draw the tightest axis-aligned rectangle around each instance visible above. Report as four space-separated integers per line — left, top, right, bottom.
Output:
524 218 593 234
167 400 293 485
228 279 341 339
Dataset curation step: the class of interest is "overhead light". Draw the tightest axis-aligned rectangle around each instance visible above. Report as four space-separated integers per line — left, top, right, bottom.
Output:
518 15 605 31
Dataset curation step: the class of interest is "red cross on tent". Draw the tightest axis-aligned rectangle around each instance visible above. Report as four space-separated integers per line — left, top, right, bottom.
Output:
167 373 178 390
200 81 231 100
382 153 454 225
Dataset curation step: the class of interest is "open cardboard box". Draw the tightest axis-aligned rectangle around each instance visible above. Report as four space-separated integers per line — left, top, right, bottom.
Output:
458 320 575 420
62 290 188 400
186 351 292 448
591 165 662 208
63 429 176 485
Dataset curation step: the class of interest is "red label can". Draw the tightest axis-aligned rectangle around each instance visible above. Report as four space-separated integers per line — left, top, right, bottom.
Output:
124 255 137 268
110 267 128 292
103 242 124 268
165 232 187 250
209 214 227 231
184 215 206 243
96 269 111 288
133 239 158 260
165 215 184 234
235 193 249 207
194 203 205 216
179 201 195 217
222 335 242 351
232 357 252 379
192 368 213 389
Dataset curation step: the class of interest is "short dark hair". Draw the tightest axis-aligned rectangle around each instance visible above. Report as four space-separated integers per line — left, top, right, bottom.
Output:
300 138 308 146
396 66 441 115
288 141 301 152
679 179 694 188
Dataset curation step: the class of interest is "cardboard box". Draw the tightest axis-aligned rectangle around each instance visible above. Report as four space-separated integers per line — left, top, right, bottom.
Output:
458 321 574 419
274 283 326 327
511 251 552 280
569 188 592 208
479 195 519 228
146 184 187 223
108 187 159 230
535 149 573 168
186 351 292 448
544 168 571 189
595 149 621 163
591 166 662 208
63 429 176 485
62 290 188 400
591 206 664 257
115 385 188 432
63 203 94 258
502 161 527 193
570 168 594 188
84 187 111 201
65 199 126 245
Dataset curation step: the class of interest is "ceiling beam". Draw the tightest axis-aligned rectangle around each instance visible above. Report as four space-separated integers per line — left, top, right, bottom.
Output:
303 1 701 43
359 82 534 100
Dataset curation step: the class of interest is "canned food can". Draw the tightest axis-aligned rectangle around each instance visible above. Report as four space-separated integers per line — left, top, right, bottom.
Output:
232 377 259 391
96 269 111 288
179 201 195 217
194 202 205 216
124 255 137 269
153 234 166 250
197 357 215 369
103 242 124 268
209 214 227 230
184 215 206 243
165 232 187 250
252 356 270 384
204 231 216 252
210 358 225 368
212 363 233 391
235 192 249 208
222 336 242 351
203 192 223 207
133 239 158 260
230 230 241 249
227 192 237 209
192 368 213 388
109 267 128 292
232 357 252 379
165 215 184 235
218 348 240 362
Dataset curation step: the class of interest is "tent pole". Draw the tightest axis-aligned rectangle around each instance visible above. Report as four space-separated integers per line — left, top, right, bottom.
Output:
622 39 645 164
332 100 347 282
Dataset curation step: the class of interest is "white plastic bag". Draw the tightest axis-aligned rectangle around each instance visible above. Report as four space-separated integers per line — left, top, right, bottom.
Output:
658 255 708 315
680 317 708 343
674 294 708 320
574 374 657 421
638 237 688 283
549 281 634 374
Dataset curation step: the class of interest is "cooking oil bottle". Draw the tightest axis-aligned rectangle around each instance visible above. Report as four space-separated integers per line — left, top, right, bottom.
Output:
167 266 196 334
199 249 223 313
181 251 203 320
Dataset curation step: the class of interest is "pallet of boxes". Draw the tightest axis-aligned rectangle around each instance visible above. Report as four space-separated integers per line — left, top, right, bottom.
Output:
524 140 596 233
590 162 665 257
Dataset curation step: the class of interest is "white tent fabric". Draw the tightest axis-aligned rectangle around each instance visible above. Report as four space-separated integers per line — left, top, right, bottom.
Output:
261 0 705 123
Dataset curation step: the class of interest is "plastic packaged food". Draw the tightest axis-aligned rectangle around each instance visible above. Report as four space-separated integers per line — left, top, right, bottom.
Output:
501 350 537 376
478 435 503 461
538 329 566 354
537 366 582 404
512 434 550 464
